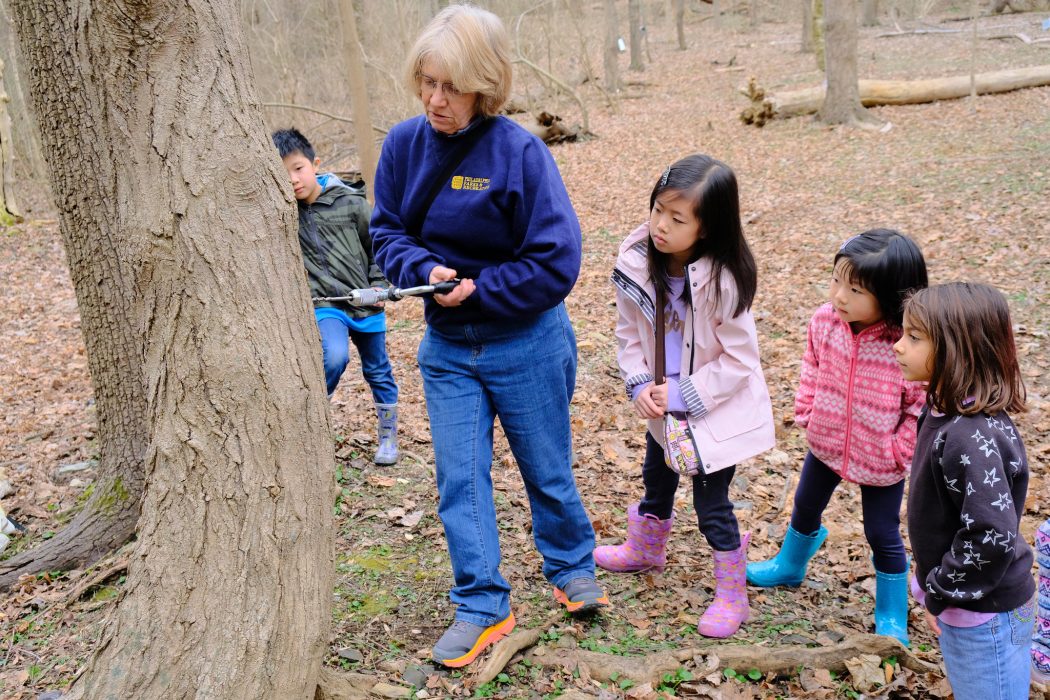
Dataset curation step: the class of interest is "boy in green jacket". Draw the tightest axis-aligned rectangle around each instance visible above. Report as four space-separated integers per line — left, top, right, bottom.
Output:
273 128 399 465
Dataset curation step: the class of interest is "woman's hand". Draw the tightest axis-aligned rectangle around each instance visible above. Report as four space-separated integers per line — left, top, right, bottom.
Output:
429 266 475 307
634 381 668 419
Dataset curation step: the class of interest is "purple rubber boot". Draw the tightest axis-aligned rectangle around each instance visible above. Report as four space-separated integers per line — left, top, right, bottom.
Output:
594 503 674 573
699 531 751 638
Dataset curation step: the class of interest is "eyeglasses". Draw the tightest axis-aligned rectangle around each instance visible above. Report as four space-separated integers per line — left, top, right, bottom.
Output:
420 74 464 98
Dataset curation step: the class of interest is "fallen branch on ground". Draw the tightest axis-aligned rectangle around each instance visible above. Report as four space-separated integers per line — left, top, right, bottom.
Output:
740 64 1050 126
985 32 1050 45
525 632 937 687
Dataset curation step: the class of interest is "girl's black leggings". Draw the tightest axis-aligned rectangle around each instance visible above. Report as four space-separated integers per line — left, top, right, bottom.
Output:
638 431 740 552
790 451 907 574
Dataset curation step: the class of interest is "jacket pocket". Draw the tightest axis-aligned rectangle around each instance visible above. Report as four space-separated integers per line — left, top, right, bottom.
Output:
701 378 767 442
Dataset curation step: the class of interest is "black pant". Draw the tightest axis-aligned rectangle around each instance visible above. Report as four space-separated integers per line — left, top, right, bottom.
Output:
637 431 740 552
790 451 907 573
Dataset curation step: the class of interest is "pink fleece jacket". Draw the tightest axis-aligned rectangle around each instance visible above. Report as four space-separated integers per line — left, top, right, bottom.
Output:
795 303 925 486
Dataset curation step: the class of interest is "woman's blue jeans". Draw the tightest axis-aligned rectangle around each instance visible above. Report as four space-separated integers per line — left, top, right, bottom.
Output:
939 597 1035 700
418 304 596 626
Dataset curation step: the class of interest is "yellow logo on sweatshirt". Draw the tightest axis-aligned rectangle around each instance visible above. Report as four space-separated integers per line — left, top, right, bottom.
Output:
450 175 490 191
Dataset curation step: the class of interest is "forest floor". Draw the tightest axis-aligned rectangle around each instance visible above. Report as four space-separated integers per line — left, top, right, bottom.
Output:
1 7 1049 700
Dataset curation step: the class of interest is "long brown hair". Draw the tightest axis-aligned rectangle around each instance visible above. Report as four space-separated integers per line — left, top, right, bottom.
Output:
903 282 1026 416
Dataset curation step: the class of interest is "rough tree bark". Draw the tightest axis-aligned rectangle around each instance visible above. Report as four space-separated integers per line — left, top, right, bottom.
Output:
0 55 20 222
818 0 879 126
628 0 644 71
0 16 152 586
340 0 377 202
604 0 621 91
10 0 335 698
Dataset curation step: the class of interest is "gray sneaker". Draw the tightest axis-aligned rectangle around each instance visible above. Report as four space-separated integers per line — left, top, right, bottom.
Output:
431 613 515 668
553 577 609 615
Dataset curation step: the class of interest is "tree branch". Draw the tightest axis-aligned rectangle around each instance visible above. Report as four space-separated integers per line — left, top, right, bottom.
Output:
260 103 388 135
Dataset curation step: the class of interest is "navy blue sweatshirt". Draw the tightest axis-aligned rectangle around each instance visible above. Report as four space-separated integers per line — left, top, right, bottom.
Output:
907 409 1034 616
370 115 582 330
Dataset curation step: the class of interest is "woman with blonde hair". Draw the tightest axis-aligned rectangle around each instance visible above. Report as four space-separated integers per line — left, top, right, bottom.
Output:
371 3 606 668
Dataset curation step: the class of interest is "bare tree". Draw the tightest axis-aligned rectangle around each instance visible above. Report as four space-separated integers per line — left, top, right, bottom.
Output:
813 0 825 71
0 56 19 221
861 0 879 25
818 0 879 126
628 0 644 71
9 1 335 698
674 0 687 49
605 0 621 91
801 0 815 52
340 0 378 200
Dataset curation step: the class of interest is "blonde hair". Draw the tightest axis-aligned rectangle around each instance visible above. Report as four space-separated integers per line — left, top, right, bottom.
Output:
403 4 512 118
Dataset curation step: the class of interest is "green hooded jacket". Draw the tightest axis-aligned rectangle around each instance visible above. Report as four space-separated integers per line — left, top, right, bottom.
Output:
298 176 388 318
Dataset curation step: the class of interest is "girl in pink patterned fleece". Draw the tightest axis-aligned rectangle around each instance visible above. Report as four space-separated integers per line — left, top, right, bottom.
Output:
747 229 927 647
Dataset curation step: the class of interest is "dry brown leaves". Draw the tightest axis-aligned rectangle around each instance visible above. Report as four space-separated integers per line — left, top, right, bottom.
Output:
2 8 1049 700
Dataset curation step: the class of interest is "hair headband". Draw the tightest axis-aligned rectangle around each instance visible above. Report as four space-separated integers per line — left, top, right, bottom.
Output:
660 166 670 187
839 234 861 251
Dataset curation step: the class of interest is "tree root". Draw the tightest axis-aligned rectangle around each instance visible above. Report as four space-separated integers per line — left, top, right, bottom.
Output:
474 627 544 686
57 555 129 609
524 633 938 687
314 668 374 700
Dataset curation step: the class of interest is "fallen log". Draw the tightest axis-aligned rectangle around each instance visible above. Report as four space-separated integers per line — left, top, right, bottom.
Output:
525 632 938 687
740 64 1050 126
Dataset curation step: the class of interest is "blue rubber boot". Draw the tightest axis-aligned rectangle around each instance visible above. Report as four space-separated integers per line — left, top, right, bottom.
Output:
745 525 828 587
874 564 910 647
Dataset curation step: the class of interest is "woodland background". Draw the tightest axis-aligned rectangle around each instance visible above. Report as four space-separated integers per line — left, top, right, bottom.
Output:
0 0 1048 698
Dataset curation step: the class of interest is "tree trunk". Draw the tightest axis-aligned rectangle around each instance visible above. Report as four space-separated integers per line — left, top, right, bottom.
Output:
339 0 377 202
9 1 335 699
801 0 815 52
0 8 153 586
813 0 825 70
628 0 644 71
818 0 875 125
861 0 879 25
604 0 621 91
674 0 687 49
0 56 19 222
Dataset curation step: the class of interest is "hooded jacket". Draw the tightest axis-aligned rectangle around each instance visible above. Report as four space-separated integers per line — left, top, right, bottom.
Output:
299 176 388 318
612 222 775 473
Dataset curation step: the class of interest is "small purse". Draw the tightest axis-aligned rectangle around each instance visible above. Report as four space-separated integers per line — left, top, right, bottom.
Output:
654 288 703 477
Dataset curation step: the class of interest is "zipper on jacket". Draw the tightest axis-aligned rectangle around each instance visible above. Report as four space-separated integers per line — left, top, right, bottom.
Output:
841 332 860 479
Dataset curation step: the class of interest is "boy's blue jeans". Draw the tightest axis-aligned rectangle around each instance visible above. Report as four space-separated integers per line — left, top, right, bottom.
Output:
418 304 596 627
939 597 1035 700
317 317 398 403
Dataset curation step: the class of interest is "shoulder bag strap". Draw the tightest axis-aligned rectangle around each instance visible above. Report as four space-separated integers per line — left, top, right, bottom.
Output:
402 116 498 236
654 287 665 386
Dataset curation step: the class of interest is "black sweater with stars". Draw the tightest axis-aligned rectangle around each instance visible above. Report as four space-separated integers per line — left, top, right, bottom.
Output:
907 409 1034 617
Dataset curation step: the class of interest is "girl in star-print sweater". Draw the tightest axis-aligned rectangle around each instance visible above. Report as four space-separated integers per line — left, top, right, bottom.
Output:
898 283 1035 700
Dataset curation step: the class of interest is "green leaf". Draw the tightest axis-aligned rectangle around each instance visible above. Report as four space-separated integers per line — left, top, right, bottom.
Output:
747 668 762 681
